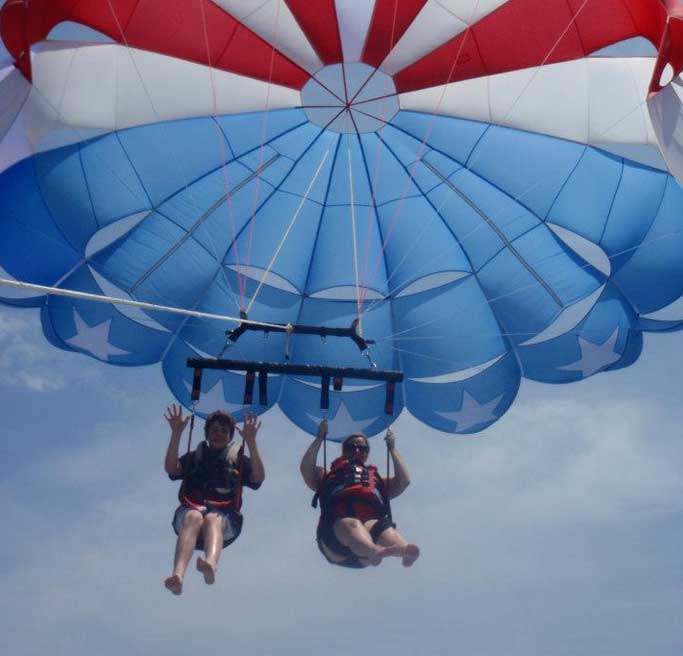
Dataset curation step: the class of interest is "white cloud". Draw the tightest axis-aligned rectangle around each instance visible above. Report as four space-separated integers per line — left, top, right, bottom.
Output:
0 310 69 391
0 306 123 393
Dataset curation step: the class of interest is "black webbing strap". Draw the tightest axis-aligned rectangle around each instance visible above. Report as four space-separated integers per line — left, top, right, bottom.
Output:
186 368 204 455
258 370 268 405
243 371 256 404
385 437 394 525
311 424 328 509
191 368 203 401
384 382 396 415
321 375 330 409
233 438 246 511
185 414 194 455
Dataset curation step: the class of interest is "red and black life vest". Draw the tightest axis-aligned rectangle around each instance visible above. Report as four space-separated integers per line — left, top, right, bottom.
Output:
314 457 389 523
179 440 244 511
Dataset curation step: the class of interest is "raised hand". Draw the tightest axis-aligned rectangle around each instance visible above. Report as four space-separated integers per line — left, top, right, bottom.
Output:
384 427 396 451
236 412 261 442
165 404 190 434
317 419 328 439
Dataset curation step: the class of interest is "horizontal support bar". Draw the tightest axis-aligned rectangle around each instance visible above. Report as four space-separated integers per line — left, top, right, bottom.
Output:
187 358 404 383
227 316 374 353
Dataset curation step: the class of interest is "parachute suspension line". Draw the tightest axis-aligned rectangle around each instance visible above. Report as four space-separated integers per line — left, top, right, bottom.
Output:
358 0 402 309
245 148 332 315
198 0 247 311
361 176 546 318
359 0 593 308
243 0 284 303
347 143 363 333
366 226 683 361
464 0 593 176
0 277 289 329
105 0 242 312
363 39 654 324
358 21 478 310
423 159 563 306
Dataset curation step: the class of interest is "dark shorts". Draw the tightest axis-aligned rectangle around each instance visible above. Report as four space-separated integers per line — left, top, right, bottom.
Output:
172 504 243 550
316 515 396 569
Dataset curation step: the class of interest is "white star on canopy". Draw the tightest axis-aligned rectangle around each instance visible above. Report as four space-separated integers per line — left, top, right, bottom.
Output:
183 379 244 415
306 400 378 440
66 310 130 361
558 327 621 377
435 391 503 432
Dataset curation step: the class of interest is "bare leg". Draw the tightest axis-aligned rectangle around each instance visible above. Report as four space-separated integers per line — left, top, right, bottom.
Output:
196 512 223 584
165 509 203 595
333 518 401 566
376 527 420 567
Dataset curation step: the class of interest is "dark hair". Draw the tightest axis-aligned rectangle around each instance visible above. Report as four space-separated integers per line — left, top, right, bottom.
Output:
204 410 235 437
342 433 369 452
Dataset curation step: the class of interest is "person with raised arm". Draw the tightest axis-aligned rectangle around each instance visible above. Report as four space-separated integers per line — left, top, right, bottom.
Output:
163 405 265 595
300 420 419 569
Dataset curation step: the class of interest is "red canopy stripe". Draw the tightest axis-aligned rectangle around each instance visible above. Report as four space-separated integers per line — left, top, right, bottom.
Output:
284 0 343 65
393 0 673 93
362 0 427 68
0 0 310 88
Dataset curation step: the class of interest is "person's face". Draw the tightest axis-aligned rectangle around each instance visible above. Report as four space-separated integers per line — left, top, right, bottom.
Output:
344 437 369 464
206 420 233 450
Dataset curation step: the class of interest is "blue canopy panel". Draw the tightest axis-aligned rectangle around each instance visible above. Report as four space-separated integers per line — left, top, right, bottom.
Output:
406 351 520 434
611 176 683 313
519 282 641 381
3 102 683 438
0 156 82 304
390 276 509 378
40 266 170 364
163 340 282 422
163 274 307 420
279 295 402 442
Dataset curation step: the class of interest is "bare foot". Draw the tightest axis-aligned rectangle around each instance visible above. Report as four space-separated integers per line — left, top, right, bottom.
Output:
164 574 183 595
196 557 216 584
368 545 403 566
401 544 420 567
367 550 383 566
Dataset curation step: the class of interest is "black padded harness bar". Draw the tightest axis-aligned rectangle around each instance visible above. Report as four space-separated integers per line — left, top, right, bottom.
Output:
187 358 403 415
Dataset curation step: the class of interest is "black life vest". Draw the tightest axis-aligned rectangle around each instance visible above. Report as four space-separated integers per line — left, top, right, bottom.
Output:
179 440 244 511
314 457 388 522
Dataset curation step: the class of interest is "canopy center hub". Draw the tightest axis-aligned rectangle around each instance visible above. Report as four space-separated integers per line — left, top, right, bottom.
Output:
301 63 399 134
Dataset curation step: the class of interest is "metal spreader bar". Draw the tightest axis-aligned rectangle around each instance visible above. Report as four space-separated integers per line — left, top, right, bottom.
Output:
226 313 375 355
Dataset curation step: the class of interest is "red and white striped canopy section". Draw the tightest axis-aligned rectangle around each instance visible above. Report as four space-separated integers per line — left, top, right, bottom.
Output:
3 0 683 173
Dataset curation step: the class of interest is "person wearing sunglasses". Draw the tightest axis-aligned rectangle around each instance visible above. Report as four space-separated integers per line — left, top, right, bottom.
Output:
300 420 419 569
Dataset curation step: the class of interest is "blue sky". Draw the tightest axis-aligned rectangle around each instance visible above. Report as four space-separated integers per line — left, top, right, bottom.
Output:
1 305 682 656
1 22 682 656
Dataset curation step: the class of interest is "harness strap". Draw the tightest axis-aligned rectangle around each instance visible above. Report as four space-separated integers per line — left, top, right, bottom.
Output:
186 406 196 455
385 439 394 525
233 438 246 511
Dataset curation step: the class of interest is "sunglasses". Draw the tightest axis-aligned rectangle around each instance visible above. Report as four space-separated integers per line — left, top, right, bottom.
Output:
345 444 369 453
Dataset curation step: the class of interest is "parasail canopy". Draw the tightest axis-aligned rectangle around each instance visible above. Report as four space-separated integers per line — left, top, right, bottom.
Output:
2 0 683 440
